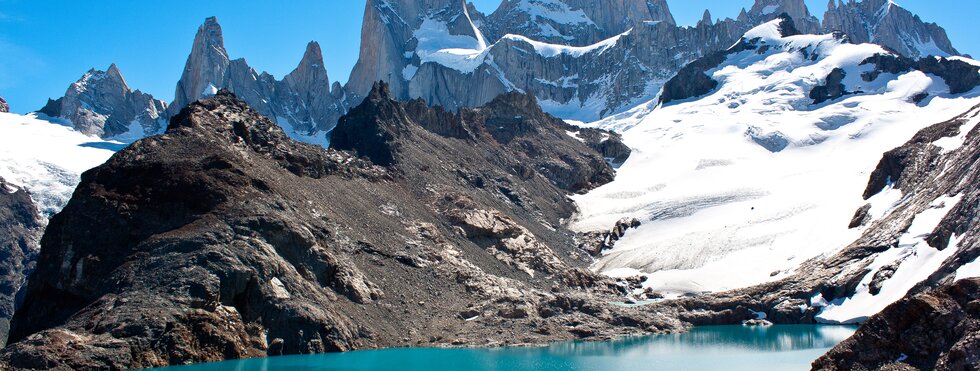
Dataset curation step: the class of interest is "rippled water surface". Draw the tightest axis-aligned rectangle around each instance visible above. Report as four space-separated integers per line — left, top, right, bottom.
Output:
153 325 856 371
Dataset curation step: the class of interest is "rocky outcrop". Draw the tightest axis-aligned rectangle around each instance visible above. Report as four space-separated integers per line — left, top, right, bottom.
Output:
578 218 641 257
810 68 850 104
824 0 959 59
0 177 42 347
860 54 980 96
39 64 167 138
0 96 8 113
0 89 676 370
813 278 980 370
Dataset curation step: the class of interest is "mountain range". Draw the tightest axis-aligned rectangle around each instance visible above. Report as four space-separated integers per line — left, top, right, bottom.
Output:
0 0 978 369
37 0 963 141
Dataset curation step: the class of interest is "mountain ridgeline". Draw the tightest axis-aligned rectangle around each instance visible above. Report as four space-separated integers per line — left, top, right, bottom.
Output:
41 0 962 140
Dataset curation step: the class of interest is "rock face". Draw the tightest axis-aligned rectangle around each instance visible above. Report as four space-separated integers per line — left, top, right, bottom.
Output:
0 89 681 370
38 64 167 138
824 0 959 59
168 17 347 140
345 0 486 100
813 278 980 370
0 177 42 347
484 0 676 46
0 96 8 113
745 0 821 34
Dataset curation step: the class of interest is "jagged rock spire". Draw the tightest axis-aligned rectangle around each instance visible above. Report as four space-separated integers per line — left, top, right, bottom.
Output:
699 9 714 27
284 41 330 98
170 16 231 116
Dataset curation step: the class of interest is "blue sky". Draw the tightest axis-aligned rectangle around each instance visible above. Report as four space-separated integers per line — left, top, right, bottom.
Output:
0 0 976 113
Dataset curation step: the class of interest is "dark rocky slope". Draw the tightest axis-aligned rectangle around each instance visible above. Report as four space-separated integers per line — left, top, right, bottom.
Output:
0 88 675 370
0 178 42 347
0 96 9 113
813 278 980 371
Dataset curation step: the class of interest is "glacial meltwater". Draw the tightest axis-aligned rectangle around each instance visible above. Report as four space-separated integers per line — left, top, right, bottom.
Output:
153 325 856 371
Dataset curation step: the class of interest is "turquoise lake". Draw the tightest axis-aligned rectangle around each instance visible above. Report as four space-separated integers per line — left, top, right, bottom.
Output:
153 325 856 371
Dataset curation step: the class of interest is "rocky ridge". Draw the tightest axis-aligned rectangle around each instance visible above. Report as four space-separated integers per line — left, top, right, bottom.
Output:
0 88 674 370
0 96 9 113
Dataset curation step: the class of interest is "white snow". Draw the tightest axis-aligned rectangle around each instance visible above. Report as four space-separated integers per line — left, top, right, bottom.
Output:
761 5 780 15
402 65 419 81
816 194 964 324
931 104 980 153
201 83 219 97
411 15 489 74
955 256 980 281
571 22 980 297
501 30 626 58
0 112 120 217
276 117 331 148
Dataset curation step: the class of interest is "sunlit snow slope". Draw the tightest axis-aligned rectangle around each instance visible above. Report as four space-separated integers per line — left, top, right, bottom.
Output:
0 112 120 217
571 20 980 296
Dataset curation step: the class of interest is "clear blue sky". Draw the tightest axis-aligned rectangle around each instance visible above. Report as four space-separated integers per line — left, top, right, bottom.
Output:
0 0 976 113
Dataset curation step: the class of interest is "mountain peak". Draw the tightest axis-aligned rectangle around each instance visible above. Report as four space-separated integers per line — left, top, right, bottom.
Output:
170 16 232 116
700 9 714 26
301 41 324 67
822 0 959 58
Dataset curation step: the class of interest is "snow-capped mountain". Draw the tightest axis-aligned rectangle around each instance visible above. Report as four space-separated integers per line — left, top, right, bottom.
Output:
38 1 964 142
347 0 963 123
570 17 980 303
38 64 167 139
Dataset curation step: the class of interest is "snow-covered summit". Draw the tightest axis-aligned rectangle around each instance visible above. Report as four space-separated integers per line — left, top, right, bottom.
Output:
38 64 167 139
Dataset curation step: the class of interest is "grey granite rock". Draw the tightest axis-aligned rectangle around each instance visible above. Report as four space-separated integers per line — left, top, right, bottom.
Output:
168 17 346 138
824 0 959 59
43 64 167 138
